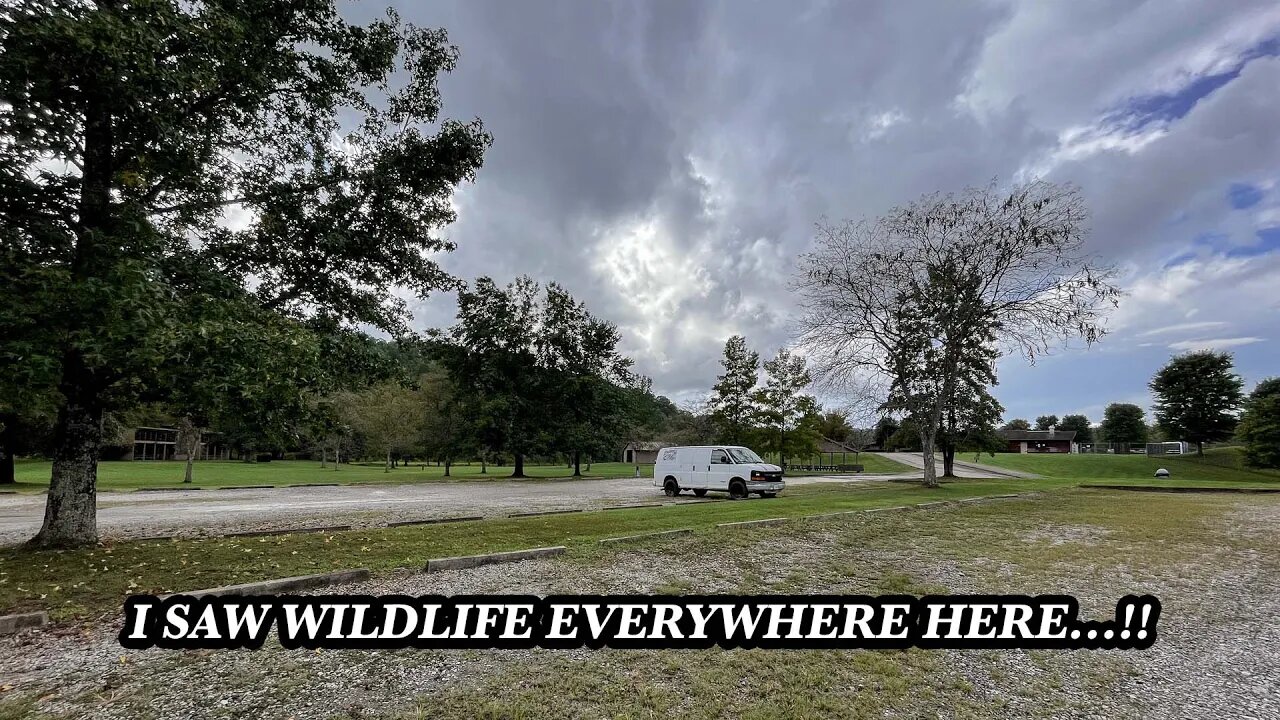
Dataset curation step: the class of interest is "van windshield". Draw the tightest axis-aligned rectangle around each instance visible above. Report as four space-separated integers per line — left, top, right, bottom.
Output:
727 448 762 463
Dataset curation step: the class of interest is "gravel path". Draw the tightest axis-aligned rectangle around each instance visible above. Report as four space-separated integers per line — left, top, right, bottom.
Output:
0 473 889 546
4 493 1273 719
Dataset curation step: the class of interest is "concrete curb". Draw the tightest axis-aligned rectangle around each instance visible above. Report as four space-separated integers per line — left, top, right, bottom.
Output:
865 505 910 513
425 546 566 573
1080 484 1280 494
598 528 694 544
298 483 340 488
226 525 351 538
217 485 276 490
601 503 665 511
801 510 864 521
915 501 951 508
387 516 483 527
716 518 788 529
0 611 49 635
136 487 203 492
164 568 371 598
507 509 583 518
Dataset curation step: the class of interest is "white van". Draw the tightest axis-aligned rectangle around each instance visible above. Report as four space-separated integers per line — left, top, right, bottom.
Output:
653 446 785 499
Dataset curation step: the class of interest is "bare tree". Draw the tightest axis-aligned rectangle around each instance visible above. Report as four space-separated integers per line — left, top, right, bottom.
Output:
794 180 1119 487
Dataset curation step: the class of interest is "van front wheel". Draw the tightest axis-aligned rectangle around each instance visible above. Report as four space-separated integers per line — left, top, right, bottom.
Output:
729 480 748 500
663 478 680 497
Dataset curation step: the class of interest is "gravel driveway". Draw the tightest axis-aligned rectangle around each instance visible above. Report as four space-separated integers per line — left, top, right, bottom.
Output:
0 473 891 546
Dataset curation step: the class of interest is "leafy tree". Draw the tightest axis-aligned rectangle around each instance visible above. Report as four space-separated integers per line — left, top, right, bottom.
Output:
753 349 817 466
1238 378 1280 469
938 386 1004 476
1057 414 1093 444
818 411 854 443
538 283 633 476
873 417 900 449
708 336 760 446
2 1 490 547
797 181 1118 487
1034 415 1059 430
340 382 425 472
1001 418 1031 432
1100 403 1147 445
418 370 471 477
1149 351 1245 455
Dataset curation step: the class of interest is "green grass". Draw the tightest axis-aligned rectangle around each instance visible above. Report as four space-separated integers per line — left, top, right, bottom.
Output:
0 478 1052 621
5 459 644 492
3 454 913 492
777 452 912 475
975 451 1280 486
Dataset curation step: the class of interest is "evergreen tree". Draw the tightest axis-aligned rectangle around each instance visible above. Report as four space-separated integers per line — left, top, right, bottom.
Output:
1237 378 1280 469
708 336 760 445
1149 351 1244 455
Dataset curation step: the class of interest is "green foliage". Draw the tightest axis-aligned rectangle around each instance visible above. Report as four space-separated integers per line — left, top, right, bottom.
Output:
439 277 633 475
1001 418 1031 432
1100 403 1147 445
1034 415 1059 430
1238 378 1280 469
1057 414 1093 444
1 0 489 545
708 336 760 446
1149 351 1244 453
753 349 820 463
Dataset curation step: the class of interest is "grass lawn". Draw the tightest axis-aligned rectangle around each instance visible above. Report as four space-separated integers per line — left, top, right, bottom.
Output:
5 459 645 492
5 454 914 492
778 452 912 475
0 477 1051 621
975 450 1280 486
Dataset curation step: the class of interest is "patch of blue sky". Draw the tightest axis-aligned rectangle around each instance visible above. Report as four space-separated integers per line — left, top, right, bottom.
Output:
1227 182 1265 210
1224 227 1280 259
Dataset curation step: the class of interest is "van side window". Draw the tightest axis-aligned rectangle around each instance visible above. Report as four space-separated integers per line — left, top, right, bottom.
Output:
711 449 730 464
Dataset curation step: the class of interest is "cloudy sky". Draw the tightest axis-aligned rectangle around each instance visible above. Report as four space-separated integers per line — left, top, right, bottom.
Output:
356 0 1280 423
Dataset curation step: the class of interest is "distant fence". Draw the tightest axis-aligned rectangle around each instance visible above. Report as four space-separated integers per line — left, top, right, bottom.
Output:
1076 443 1145 454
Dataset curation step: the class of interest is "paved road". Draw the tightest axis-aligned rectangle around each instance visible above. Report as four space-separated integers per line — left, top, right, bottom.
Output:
874 452 1037 478
0 472 903 546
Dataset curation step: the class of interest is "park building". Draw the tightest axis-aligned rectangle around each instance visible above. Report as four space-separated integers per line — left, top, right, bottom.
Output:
124 426 237 461
621 441 671 465
999 426 1077 453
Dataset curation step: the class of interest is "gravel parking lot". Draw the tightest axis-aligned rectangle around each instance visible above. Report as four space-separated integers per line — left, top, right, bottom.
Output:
2 491 1277 719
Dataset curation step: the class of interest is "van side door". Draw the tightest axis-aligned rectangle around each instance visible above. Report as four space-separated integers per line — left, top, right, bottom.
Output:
687 448 712 488
709 448 733 490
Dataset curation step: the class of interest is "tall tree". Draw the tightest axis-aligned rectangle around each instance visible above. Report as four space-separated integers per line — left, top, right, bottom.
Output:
818 411 854 444
340 382 425 472
1 1 490 547
538 283 633 477
1237 378 1280 469
1034 415 1059 430
1057 414 1093 445
708 336 760 446
873 417 900 449
796 181 1118 487
1001 418 1031 432
754 349 816 466
1149 351 1244 455
1100 403 1147 445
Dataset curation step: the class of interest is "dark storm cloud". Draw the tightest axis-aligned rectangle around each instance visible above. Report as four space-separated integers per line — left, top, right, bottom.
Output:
365 0 1280 410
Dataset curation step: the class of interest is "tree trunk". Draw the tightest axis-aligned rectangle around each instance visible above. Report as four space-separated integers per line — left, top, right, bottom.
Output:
920 428 939 488
573 451 581 477
1197 441 1204 456
320 446 327 468
443 458 451 477
183 428 201 484
385 448 391 473
30 374 102 548
333 447 340 471
512 453 525 478
941 444 956 478
481 453 487 474
0 415 16 484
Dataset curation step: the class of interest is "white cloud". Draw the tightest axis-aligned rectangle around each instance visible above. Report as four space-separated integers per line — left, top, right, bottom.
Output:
1138 321 1228 338
1169 337 1265 351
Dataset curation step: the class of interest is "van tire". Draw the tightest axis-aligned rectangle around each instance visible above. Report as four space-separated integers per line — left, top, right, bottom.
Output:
663 478 680 497
693 489 707 497
729 480 747 500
